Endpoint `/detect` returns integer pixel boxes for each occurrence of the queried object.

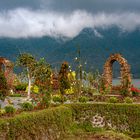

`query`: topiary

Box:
[9,94,21,97]
[15,83,27,91]
[52,95,62,103]
[52,95,67,103]
[124,97,133,104]
[4,105,16,115]
[107,97,118,103]
[20,102,34,111]
[79,96,89,103]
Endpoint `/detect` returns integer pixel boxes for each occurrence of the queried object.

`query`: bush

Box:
[9,94,21,97]
[131,86,140,96]
[79,96,89,103]
[0,106,72,139]
[0,72,8,100]
[52,95,67,103]
[124,97,133,104]
[39,92,51,108]
[20,102,34,111]
[15,83,27,91]
[0,109,6,117]
[67,103,140,137]
[107,97,118,103]
[4,105,16,115]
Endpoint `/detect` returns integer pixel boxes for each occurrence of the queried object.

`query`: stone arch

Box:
[0,57,14,88]
[103,53,131,93]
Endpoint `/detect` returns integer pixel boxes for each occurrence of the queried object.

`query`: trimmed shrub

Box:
[20,102,34,111]
[0,109,6,117]
[4,105,16,115]
[1,103,140,139]
[15,83,27,91]
[79,96,89,103]
[67,103,140,136]
[107,97,118,103]
[9,94,21,97]
[52,95,67,103]
[52,95,62,103]
[0,106,72,140]
[124,97,133,104]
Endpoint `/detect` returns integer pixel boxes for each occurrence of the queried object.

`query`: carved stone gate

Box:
[103,54,131,93]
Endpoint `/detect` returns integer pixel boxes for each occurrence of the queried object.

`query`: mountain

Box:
[0,26,140,78]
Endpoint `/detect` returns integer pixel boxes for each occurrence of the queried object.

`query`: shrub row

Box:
[1,103,140,139]
[0,106,72,140]
[66,103,140,136]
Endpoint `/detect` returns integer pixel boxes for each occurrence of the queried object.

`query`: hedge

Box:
[67,103,140,136]
[1,103,140,139]
[0,106,72,140]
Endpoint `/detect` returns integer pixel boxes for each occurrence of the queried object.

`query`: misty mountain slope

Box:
[48,27,140,77]
[0,36,62,61]
[0,27,140,77]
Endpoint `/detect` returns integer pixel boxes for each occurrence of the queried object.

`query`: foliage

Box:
[4,105,16,115]
[0,72,8,100]
[98,77,109,94]
[16,53,36,98]
[124,97,133,104]
[34,58,52,90]
[65,87,74,94]
[52,95,62,103]
[59,62,70,103]
[0,106,72,139]
[87,71,101,90]
[107,97,119,103]
[93,131,133,140]
[1,103,140,139]
[67,103,140,136]
[79,96,89,103]
[16,54,52,98]
[15,83,27,91]
[31,85,39,94]
[0,109,6,117]
[31,90,51,109]
[38,91,51,108]
[131,85,140,96]
[52,94,67,103]
[120,87,129,96]
[9,94,21,97]
[16,53,36,70]
[20,102,34,111]
[120,76,131,96]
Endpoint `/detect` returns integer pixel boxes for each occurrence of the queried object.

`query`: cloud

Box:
[0,8,140,38]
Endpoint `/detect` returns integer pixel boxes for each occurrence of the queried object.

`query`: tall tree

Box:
[34,58,52,90]
[16,53,36,98]
[59,62,70,103]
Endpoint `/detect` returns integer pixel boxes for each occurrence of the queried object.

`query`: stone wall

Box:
[103,54,132,93]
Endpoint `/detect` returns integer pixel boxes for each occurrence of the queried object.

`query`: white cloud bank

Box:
[0,8,140,38]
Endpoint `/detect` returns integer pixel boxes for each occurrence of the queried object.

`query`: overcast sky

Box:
[1,0,140,12]
[0,0,140,38]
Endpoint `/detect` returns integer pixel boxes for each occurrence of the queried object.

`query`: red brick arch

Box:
[103,54,132,93]
[0,57,14,88]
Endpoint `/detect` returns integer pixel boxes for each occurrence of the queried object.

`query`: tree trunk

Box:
[27,70,31,99]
